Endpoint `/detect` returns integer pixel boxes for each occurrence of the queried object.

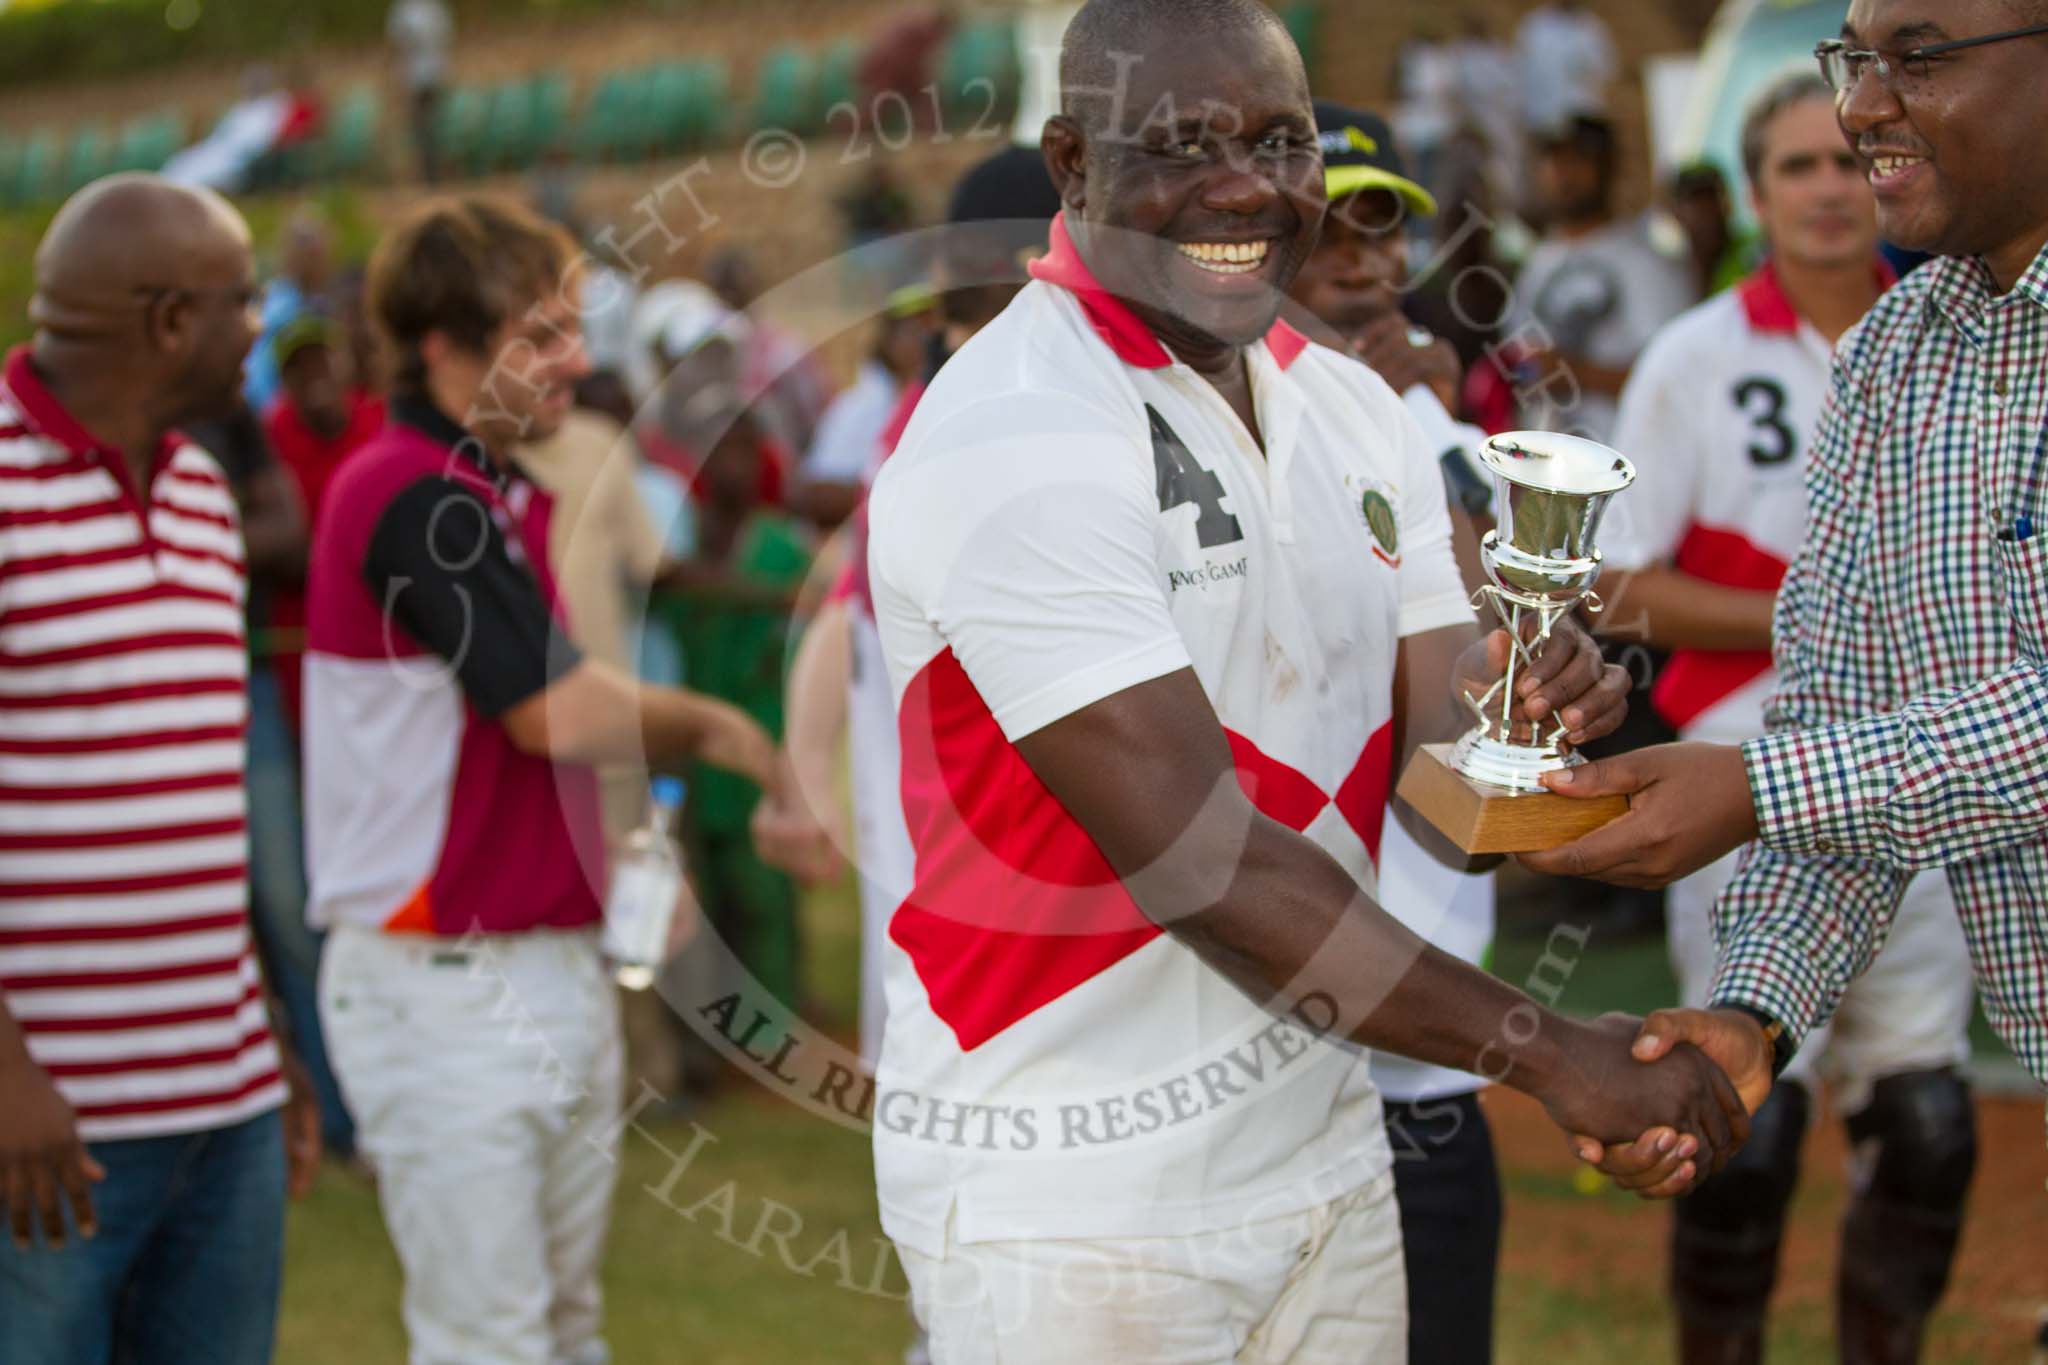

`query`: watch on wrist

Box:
[1722,1003,1796,1080]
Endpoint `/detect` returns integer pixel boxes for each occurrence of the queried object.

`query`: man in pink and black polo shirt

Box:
[0,175,320,1364]
[304,197,783,1365]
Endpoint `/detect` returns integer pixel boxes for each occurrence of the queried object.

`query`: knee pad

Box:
[1844,1066,1978,1207]
[1670,1081,1809,1325]
[1840,1067,1977,1316]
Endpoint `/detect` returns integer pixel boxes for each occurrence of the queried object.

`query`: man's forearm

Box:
[0,995,40,1079]
[783,602,852,809]
[640,686,777,786]
[1148,810,1581,1100]
[1706,844,1906,1055]
[1747,657,2048,867]
[1599,567,1774,653]
[507,662,777,786]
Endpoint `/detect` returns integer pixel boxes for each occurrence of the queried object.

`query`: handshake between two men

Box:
[1516,736,1789,1194]
[1422,618,1772,1199]
[749,568,1777,1199]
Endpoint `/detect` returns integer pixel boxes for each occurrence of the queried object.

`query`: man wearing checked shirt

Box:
[1525,0,2048,1204]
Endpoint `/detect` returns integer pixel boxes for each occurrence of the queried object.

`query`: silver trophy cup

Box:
[1451,431,1636,793]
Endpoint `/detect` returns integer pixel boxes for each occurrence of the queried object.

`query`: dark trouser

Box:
[690,827,800,1011]
[1672,1069,1976,1365]
[1385,1090,1503,1365]
[0,1110,285,1364]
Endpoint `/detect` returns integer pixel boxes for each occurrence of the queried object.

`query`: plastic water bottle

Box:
[602,776,686,990]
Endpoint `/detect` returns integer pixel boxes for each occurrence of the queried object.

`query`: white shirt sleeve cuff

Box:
[1399,592,1478,640]
[989,635,1196,742]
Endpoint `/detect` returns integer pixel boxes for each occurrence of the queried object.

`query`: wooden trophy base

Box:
[1395,743,1629,855]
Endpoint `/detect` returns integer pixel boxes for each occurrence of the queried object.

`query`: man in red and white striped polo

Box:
[0,175,318,1365]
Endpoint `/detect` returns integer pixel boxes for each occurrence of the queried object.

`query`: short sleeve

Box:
[1389,392,1473,638]
[1605,323,1705,571]
[873,401,1192,742]
[362,475,581,716]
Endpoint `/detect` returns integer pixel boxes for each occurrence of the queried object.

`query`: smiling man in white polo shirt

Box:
[863,1,1753,1359]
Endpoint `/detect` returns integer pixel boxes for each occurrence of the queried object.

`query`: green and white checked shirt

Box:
[1712,242,2048,1088]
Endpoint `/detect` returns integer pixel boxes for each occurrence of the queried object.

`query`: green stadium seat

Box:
[321,86,381,179]
[530,72,571,161]
[15,130,60,204]
[940,19,1020,111]
[752,47,815,135]
[576,69,650,162]
[692,61,730,144]
[645,64,691,152]
[110,112,184,174]
[496,73,567,169]
[61,125,112,194]
[478,79,535,172]
[645,60,729,153]
[812,38,859,124]
[435,84,488,176]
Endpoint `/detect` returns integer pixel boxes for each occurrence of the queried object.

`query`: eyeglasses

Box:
[1815,23,2048,98]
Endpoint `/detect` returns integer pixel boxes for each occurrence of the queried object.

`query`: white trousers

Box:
[1669,856,1973,1114]
[320,926,625,1365]
[896,1174,1407,1364]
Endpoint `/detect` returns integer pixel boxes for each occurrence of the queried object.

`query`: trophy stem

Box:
[1402,429,1636,849]
[1455,587,1583,793]
[1498,600,1521,743]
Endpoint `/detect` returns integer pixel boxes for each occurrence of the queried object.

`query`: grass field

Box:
[275,882,2048,1363]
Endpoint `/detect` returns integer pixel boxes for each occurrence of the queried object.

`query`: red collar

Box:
[1737,258,1899,337]
[2,345,184,465]
[1027,212,1310,371]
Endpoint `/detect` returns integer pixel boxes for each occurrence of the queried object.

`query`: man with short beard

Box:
[864,1,1749,1358]
[0,173,321,1365]
[1598,72,1975,1365]
[1532,0,2048,1270]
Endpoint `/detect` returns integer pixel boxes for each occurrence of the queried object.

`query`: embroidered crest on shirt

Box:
[1360,489,1400,566]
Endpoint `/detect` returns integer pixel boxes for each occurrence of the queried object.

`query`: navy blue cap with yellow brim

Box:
[1313,99,1438,218]
[1325,164,1437,217]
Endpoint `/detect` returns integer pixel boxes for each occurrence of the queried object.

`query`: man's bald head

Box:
[32,174,251,344]
[1041,0,1319,355]
[1059,0,1293,135]
[29,174,257,426]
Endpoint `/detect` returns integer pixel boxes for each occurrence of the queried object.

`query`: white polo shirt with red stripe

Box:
[0,348,283,1143]
[865,217,1471,1253]
[1605,263,1890,743]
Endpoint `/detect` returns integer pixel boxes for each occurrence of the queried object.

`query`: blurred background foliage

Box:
[0,0,656,88]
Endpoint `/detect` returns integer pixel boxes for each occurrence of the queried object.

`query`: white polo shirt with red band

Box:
[0,348,284,1143]
[1606,262,1892,744]
[865,216,1472,1253]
